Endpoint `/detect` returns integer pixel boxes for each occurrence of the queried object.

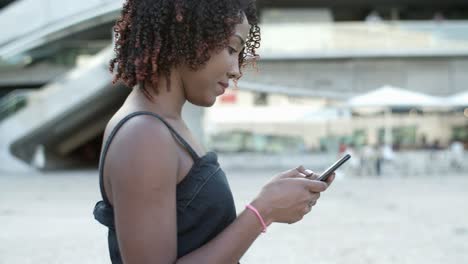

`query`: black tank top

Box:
[93,111,237,263]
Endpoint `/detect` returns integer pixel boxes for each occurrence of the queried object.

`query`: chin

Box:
[204,98,217,107]
[189,97,216,107]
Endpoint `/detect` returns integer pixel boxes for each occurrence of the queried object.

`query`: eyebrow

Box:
[233,34,245,46]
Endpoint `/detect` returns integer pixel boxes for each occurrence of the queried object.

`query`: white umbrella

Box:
[347,85,444,145]
[446,91,468,107]
[348,85,444,108]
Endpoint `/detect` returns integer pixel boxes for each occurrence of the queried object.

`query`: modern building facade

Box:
[0,0,467,170]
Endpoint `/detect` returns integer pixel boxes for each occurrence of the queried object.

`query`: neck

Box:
[133,70,186,120]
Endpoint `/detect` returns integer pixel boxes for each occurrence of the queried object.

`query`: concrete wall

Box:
[243,56,468,97]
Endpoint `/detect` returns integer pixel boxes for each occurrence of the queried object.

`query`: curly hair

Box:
[109,0,260,97]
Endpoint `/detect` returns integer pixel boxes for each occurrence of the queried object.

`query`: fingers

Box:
[285,166,336,184]
[295,165,307,174]
[297,166,321,180]
[277,166,307,179]
[294,166,308,178]
[304,179,328,192]
[305,170,335,187]
[307,192,320,206]
[304,169,319,180]
[324,173,336,186]
[286,177,328,192]
[296,166,320,180]
[309,192,320,201]
[303,194,319,214]
[277,165,323,180]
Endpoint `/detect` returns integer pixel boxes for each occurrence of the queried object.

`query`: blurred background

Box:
[0,0,467,263]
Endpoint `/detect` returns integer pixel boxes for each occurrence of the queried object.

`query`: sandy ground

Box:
[1,167,467,264]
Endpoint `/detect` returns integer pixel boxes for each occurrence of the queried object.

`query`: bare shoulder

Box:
[104,113,179,199]
[103,113,180,262]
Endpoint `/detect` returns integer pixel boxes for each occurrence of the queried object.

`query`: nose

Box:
[227,59,242,80]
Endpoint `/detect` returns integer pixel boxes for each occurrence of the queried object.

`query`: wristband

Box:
[246,204,267,233]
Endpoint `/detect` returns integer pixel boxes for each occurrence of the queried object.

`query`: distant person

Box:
[449,139,464,171]
[393,141,401,152]
[382,143,395,162]
[92,1,335,263]
[420,134,428,149]
[431,139,442,151]
[375,143,384,176]
[433,12,445,22]
[361,143,376,176]
[365,10,383,23]
[428,139,444,174]
[429,139,442,159]
[338,141,347,158]
[344,143,360,176]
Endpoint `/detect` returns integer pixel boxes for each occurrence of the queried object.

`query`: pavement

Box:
[1,167,467,264]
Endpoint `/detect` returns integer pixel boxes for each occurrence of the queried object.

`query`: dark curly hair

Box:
[110,0,260,97]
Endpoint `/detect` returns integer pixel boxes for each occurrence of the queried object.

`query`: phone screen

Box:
[317,154,351,181]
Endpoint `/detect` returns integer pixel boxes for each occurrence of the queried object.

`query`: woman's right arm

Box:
[177,168,330,264]
[105,117,180,263]
[106,116,330,264]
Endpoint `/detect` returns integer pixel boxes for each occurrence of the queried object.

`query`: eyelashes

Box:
[228,46,238,55]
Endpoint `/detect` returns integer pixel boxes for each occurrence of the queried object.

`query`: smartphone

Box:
[317,154,351,182]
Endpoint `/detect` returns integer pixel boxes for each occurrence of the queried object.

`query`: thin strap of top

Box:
[98,111,200,206]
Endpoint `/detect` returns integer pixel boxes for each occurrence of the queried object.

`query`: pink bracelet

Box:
[246,204,267,233]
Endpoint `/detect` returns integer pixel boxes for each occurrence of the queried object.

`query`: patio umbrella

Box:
[347,85,444,144]
[446,90,468,107]
[348,85,444,108]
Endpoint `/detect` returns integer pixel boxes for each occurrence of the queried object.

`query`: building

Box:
[0,0,467,170]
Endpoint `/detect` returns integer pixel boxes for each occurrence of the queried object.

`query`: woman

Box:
[93,0,334,263]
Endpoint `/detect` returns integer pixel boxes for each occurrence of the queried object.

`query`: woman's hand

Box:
[301,166,336,187]
[251,166,335,225]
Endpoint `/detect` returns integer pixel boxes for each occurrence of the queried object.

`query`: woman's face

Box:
[180,15,251,107]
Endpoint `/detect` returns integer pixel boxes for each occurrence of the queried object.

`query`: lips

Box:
[218,82,229,89]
